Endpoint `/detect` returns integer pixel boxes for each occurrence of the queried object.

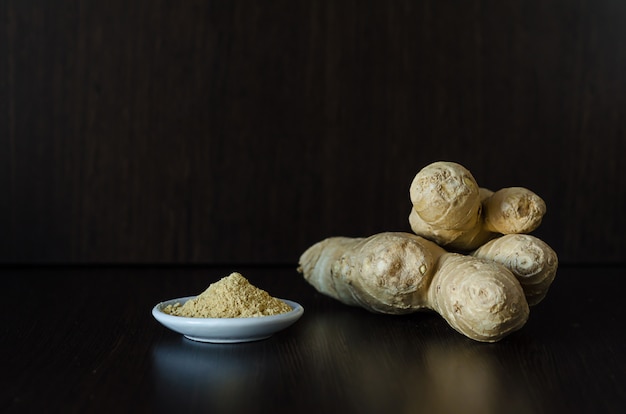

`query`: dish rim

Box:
[152,296,304,325]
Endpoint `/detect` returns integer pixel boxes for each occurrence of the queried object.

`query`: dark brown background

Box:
[1,0,625,265]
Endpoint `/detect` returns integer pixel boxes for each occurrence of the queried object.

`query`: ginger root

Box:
[471,234,558,306]
[298,232,529,342]
[298,160,558,342]
[409,161,546,251]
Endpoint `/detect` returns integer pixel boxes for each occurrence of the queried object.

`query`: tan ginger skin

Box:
[298,232,530,343]
[471,234,558,306]
[409,161,547,251]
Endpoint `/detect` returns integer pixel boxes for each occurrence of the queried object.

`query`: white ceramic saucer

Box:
[152,296,304,343]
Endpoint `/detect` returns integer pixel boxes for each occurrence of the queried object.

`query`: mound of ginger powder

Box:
[163,272,292,318]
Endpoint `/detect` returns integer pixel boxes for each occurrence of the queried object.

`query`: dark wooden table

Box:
[2,265,625,413]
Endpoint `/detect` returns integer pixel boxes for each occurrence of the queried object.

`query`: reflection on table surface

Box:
[152,305,546,414]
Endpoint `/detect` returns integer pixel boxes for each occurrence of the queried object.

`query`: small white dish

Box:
[152,296,304,343]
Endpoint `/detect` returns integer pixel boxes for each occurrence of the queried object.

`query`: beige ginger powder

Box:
[163,272,292,318]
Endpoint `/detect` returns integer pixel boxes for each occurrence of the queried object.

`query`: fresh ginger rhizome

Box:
[298,161,557,342]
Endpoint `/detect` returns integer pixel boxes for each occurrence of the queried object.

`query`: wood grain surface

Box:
[1,1,625,264]
[3,265,626,413]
